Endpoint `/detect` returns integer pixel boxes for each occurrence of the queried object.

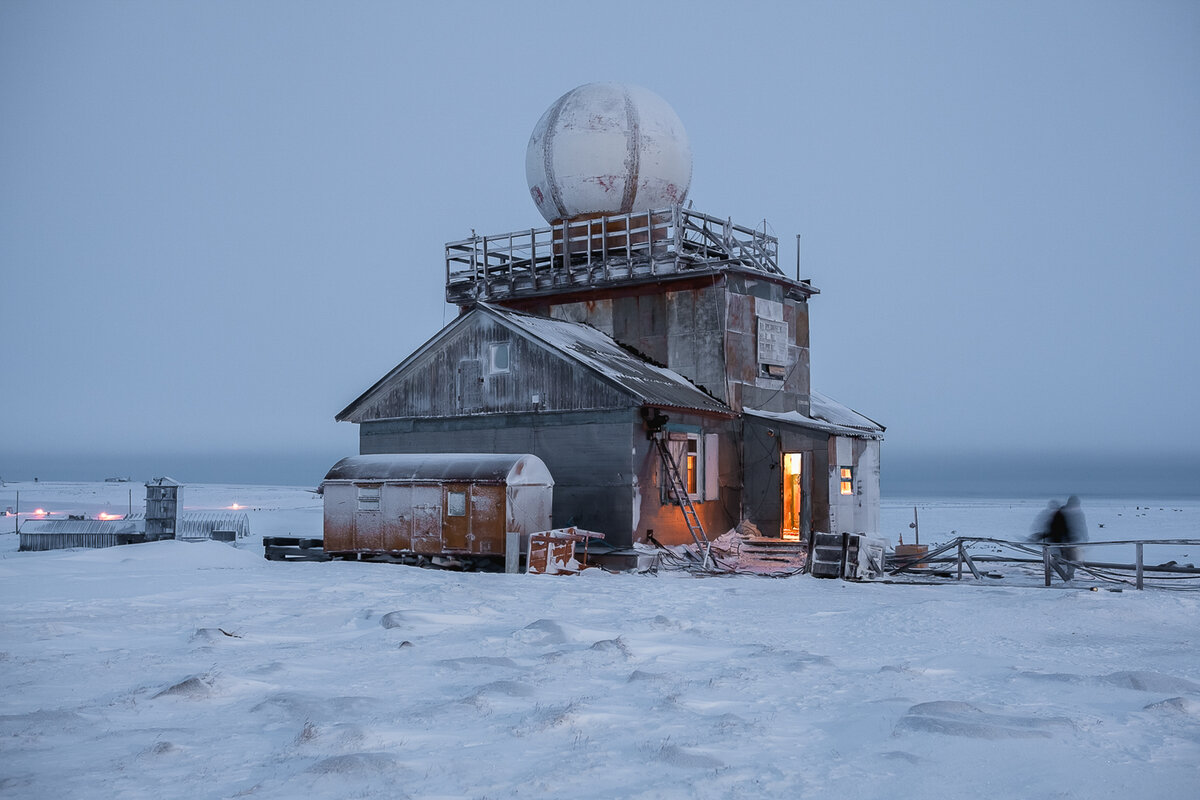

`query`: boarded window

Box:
[357,485,381,511]
[757,317,788,375]
[447,490,467,517]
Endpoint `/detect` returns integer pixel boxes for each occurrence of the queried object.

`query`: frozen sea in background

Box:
[1,482,1198,799]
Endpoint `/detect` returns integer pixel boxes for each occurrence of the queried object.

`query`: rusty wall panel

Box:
[323,484,356,552]
[354,507,384,551]
[381,484,414,551]
[666,290,696,378]
[722,283,812,415]
[793,301,810,349]
[726,290,751,334]
[611,295,639,344]
[695,329,727,401]
[411,486,441,554]
[467,484,506,555]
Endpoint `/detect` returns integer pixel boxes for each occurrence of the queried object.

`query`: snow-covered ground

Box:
[1,482,1198,799]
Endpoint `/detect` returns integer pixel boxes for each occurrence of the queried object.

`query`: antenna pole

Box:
[795,234,802,281]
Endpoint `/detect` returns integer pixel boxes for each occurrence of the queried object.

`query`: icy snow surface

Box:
[1,483,1198,799]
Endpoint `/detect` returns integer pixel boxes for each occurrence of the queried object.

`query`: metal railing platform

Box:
[445,205,804,304]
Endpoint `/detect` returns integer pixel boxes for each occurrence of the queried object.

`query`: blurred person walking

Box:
[1031,495,1088,580]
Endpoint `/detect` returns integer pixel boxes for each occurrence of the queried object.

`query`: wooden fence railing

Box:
[888,536,1200,590]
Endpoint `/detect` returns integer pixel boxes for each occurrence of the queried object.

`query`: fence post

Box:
[1043,545,1052,587]
[1135,542,1144,590]
[957,542,963,580]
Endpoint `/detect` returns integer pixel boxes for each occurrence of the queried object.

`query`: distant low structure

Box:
[144,477,182,541]
[18,478,250,551]
[336,83,883,554]
[18,518,145,552]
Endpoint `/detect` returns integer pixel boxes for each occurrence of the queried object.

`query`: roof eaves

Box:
[336,311,476,422]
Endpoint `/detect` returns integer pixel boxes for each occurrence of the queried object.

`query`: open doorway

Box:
[782,453,803,541]
[782,450,811,544]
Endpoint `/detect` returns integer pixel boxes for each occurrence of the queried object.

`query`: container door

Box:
[381,484,412,552]
[442,483,471,552]
[411,486,441,554]
[354,484,384,552]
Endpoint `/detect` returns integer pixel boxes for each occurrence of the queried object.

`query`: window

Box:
[662,432,718,503]
[839,467,854,496]
[447,490,467,516]
[488,342,510,374]
[686,439,699,495]
[357,485,381,511]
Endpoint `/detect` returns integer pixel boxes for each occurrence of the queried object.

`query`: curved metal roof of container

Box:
[323,453,554,486]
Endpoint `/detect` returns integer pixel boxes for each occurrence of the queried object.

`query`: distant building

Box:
[337,83,883,550]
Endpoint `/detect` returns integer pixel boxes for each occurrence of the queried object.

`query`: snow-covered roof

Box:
[323,453,554,486]
[337,303,732,421]
[483,305,731,416]
[745,390,885,439]
[146,477,182,487]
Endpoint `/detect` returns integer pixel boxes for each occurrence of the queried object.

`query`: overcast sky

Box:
[2,1,1198,481]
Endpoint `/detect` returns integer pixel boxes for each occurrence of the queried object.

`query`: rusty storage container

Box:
[321,453,553,560]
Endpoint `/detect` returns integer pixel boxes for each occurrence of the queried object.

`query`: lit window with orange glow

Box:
[686,439,699,495]
[839,467,854,496]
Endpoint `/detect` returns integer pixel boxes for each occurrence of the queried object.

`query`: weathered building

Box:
[337,82,883,551]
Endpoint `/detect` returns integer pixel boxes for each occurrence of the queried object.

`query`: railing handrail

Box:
[443,205,785,290]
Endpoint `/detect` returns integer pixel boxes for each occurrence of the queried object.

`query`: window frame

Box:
[487,342,511,375]
[356,484,382,512]
[839,466,855,496]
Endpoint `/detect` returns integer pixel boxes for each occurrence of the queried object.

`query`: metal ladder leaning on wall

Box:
[653,435,713,569]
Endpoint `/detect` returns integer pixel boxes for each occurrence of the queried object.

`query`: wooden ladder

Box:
[653,435,712,568]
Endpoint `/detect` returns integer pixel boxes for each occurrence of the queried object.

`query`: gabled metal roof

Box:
[336,303,732,422]
[482,305,732,416]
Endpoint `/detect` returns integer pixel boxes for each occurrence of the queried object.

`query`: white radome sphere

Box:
[526,83,692,224]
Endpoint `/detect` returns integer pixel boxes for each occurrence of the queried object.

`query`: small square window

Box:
[447,490,467,517]
[839,467,854,496]
[488,342,510,374]
[357,485,381,511]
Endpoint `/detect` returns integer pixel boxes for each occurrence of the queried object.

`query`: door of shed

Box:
[412,486,441,554]
[442,483,471,551]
